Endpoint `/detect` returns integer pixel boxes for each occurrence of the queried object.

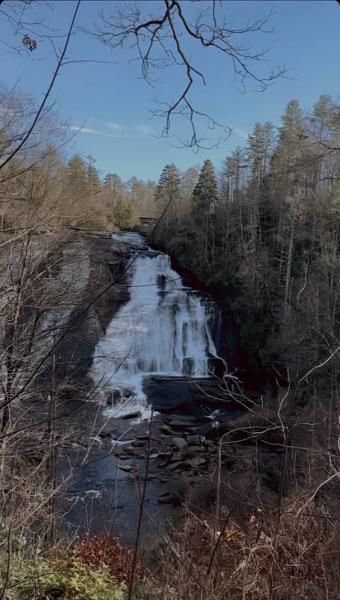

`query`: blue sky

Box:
[1,0,339,181]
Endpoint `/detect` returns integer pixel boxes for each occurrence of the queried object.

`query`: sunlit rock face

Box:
[91,232,221,418]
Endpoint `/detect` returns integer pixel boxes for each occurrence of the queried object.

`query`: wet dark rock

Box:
[161,425,176,436]
[157,492,174,504]
[116,452,131,460]
[189,456,208,468]
[133,440,147,447]
[156,273,167,290]
[164,418,190,429]
[111,242,130,255]
[105,389,121,405]
[120,411,142,420]
[182,356,194,375]
[158,461,169,468]
[142,474,157,481]
[167,461,185,472]
[172,437,187,451]
[167,414,205,426]
[158,451,172,460]
[209,356,227,378]
[186,434,201,446]
[187,473,201,484]
[119,464,134,472]
[145,376,257,416]
[194,445,208,453]
[143,249,159,258]
[182,447,196,459]
[221,456,234,468]
[169,452,182,463]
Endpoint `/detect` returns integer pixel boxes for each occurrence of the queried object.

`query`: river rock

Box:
[167,416,203,428]
[221,456,234,468]
[105,389,121,404]
[167,461,185,471]
[158,461,168,468]
[120,411,142,420]
[142,474,157,481]
[172,437,188,451]
[187,434,201,446]
[182,446,196,459]
[119,464,134,472]
[143,250,159,258]
[189,456,207,468]
[157,492,174,504]
[116,452,131,460]
[158,450,172,459]
[169,452,182,462]
[133,439,147,447]
[161,425,176,436]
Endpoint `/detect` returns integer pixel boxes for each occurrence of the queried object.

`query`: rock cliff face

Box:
[0,230,129,411]
[35,232,130,392]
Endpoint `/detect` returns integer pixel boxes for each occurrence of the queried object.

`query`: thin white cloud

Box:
[70,126,115,138]
[233,127,248,140]
[136,125,155,136]
[108,122,124,132]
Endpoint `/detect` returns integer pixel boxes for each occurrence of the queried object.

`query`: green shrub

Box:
[8,557,126,600]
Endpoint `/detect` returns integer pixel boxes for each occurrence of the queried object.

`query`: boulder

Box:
[161,425,176,436]
[157,492,174,504]
[189,456,208,468]
[105,389,121,405]
[172,437,188,451]
[187,434,201,446]
[118,464,134,472]
[120,411,142,420]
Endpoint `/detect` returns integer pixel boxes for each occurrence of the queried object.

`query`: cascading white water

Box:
[91,232,219,418]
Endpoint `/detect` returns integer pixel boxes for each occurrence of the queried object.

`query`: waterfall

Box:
[91,232,220,418]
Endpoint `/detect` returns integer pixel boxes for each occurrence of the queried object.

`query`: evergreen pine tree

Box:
[113,197,138,229]
[86,155,101,199]
[271,99,306,198]
[67,155,88,202]
[247,122,274,188]
[155,163,182,223]
[192,159,218,221]
[67,155,87,186]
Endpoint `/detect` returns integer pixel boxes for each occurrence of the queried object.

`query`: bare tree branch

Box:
[94,0,285,150]
[0,0,80,171]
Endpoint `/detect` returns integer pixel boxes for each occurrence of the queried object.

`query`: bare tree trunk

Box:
[284,206,296,315]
